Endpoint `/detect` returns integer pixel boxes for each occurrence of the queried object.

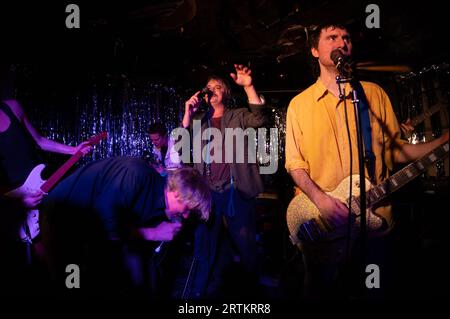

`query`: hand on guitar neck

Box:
[73,140,93,155]
[401,104,445,139]
[400,118,415,137]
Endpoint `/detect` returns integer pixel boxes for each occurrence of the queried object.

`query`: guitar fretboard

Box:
[40,152,83,193]
[350,142,449,214]
[411,104,442,126]
[40,132,107,193]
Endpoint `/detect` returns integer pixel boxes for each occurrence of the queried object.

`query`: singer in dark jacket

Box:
[180,64,270,298]
[40,156,211,297]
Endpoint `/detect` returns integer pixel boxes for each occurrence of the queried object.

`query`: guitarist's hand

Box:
[317,194,349,228]
[21,190,46,209]
[74,141,92,155]
[400,119,414,137]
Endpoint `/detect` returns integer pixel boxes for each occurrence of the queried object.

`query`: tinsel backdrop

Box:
[23,75,185,165]
[14,62,448,182]
[17,71,287,178]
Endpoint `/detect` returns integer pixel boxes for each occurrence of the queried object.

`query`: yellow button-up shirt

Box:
[285,78,407,231]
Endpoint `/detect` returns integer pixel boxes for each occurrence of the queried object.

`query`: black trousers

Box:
[300,234,391,299]
[187,188,258,298]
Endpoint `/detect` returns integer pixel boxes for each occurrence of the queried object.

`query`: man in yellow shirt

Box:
[285,22,448,298]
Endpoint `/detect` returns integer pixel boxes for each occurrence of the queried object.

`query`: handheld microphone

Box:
[188,88,212,115]
[154,240,164,253]
[330,49,353,76]
[199,87,213,98]
[154,216,182,253]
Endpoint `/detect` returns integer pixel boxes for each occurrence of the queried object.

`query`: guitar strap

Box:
[352,80,376,182]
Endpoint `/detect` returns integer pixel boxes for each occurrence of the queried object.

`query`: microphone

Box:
[199,87,213,98]
[154,216,182,253]
[330,49,353,76]
[188,88,212,115]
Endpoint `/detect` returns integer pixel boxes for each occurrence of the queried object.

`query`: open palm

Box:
[230,64,253,87]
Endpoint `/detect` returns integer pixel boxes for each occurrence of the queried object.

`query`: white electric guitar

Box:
[286,141,449,246]
[4,132,107,243]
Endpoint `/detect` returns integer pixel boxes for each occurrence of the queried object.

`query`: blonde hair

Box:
[166,167,211,220]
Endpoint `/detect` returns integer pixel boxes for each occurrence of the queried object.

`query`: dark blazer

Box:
[188,102,270,198]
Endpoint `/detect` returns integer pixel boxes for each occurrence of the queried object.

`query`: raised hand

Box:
[230,64,253,88]
[185,91,202,115]
[182,91,203,128]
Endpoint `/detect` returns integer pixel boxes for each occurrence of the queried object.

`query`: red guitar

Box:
[4,132,107,243]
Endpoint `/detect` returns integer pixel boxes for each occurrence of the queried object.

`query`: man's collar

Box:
[313,78,352,101]
[313,78,328,101]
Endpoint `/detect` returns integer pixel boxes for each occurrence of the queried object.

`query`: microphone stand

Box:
[336,71,367,295]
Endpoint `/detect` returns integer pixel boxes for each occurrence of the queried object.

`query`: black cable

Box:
[181,256,196,300]
[342,90,353,266]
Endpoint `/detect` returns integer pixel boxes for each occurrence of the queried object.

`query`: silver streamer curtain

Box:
[22,63,447,177]
[27,78,184,164]
[24,75,287,174]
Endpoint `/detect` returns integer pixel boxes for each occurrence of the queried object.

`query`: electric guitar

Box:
[4,132,107,243]
[404,104,445,139]
[286,141,449,246]
[410,104,444,127]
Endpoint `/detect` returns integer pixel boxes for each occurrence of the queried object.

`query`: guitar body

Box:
[5,164,46,198]
[5,164,46,243]
[286,175,383,245]
[3,131,107,243]
[287,142,449,247]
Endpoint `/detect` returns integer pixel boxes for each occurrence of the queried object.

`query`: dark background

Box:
[1,0,448,94]
[0,0,448,302]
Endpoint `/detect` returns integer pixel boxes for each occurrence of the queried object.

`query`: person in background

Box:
[147,122,182,176]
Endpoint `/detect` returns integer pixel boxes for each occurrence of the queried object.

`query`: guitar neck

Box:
[411,104,442,126]
[350,142,449,213]
[40,151,83,193]
[39,132,107,194]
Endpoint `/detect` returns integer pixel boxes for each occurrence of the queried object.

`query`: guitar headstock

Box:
[88,131,108,146]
